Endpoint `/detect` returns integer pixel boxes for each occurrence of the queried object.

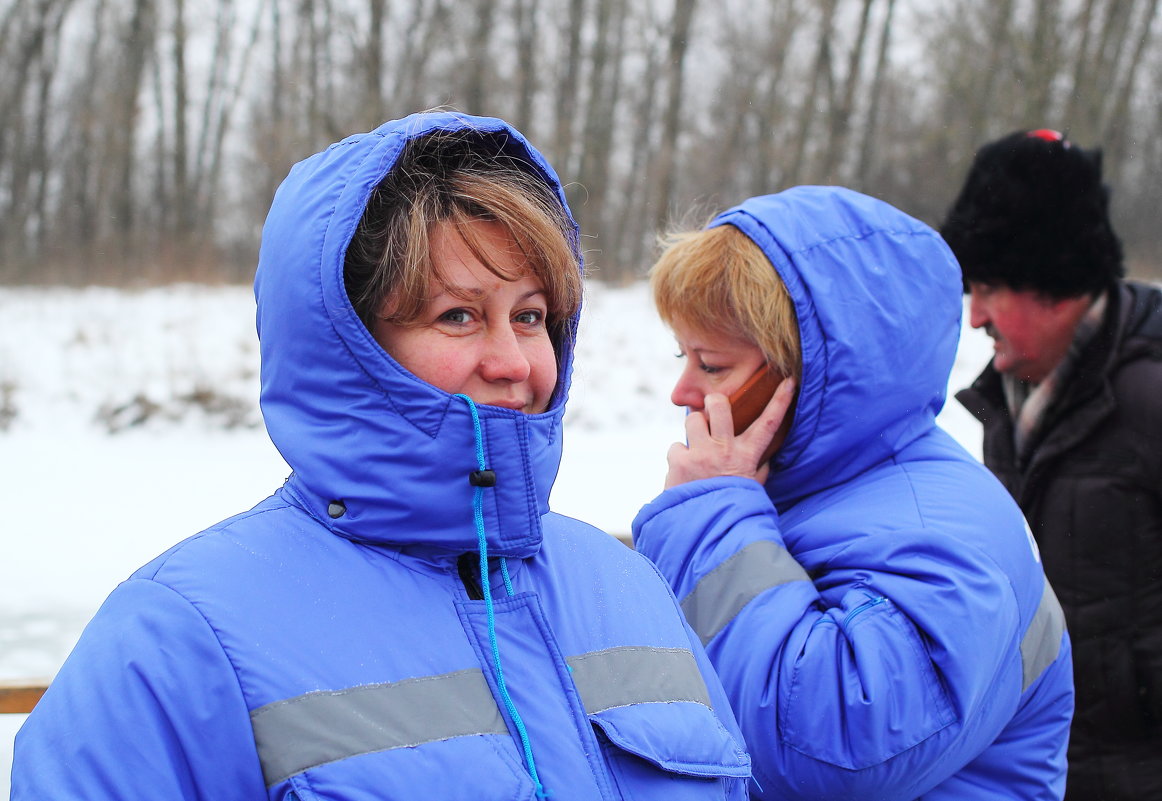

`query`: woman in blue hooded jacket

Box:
[633,187,1074,800]
[12,112,750,800]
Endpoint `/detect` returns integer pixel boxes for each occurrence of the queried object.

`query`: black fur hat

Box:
[939,129,1124,298]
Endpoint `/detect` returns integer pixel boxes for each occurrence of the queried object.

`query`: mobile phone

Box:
[728,366,780,434]
[728,366,783,462]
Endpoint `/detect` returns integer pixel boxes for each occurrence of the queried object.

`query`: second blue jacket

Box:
[634,188,1074,801]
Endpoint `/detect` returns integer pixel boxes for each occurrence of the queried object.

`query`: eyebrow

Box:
[681,345,729,358]
[434,286,548,304]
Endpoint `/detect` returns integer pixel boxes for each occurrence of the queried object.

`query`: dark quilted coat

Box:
[957,281,1162,801]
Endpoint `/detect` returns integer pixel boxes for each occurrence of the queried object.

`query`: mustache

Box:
[984,324,1000,340]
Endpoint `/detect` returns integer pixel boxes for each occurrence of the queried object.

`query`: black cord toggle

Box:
[469,469,497,487]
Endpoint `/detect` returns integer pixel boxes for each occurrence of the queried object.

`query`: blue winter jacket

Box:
[12,113,750,800]
[633,188,1074,801]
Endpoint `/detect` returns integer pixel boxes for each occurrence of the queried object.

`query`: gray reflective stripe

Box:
[250,668,505,786]
[1021,577,1066,691]
[566,646,712,712]
[682,539,810,645]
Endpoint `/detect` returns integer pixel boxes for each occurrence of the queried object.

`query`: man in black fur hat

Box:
[942,129,1162,801]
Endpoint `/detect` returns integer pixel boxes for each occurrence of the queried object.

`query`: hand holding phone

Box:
[664,366,794,489]
[728,366,785,463]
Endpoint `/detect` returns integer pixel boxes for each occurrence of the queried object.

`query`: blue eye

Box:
[514,309,544,325]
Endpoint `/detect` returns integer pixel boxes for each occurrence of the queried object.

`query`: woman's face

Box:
[372,219,558,414]
[669,319,769,411]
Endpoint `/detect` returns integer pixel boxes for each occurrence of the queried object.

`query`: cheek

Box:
[528,338,559,403]
[396,340,473,393]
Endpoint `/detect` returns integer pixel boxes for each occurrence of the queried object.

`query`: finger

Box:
[703,393,734,440]
[746,377,796,443]
[664,442,689,489]
[683,408,710,445]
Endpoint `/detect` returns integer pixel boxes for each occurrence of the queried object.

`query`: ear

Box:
[1046,294,1093,327]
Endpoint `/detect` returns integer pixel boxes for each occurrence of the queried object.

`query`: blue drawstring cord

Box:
[455,394,549,798]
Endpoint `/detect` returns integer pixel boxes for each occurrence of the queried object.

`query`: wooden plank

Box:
[0,680,49,714]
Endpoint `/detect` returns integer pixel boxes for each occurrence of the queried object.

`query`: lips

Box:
[485,399,528,412]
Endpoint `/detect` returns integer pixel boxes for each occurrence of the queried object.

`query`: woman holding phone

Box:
[634,186,1074,800]
[13,112,751,801]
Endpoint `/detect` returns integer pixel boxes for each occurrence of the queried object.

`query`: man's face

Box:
[966,282,1091,384]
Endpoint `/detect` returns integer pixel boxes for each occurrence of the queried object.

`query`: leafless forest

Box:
[3,0,1161,286]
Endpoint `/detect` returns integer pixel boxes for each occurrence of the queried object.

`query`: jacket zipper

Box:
[457,552,484,600]
[842,595,886,628]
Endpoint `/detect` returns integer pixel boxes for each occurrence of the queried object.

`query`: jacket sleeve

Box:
[11,578,267,800]
[633,476,1034,801]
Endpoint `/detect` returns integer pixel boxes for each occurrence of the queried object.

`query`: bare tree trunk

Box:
[172,0,191,238]
[513,0,538,134]
[615,18,663,272]
[653,0,697,230]
[786,0,839,185]
[1026,0,1061,122]
[1064,0,1100,127]
[576,0,628,279]
[572,0,614,219]
[365,0,386,119]
[270,0,283,125]
[151,33,170,237]
[823,0,875,183]
[31,5,68,263]
[204,0,269,236]
[297,0,321,140]
[112,0,155,253]
[856,0,895,188]
[0,0,70,271]
[462,1,494,113]
[969,0,1013,138]
[1100,0,1159,174]
[70,0,108,251]
[192,0,236,230]
[0,0,69,202]
[400,0,450,111]
[749,0,805,196]
[553,0,586,170]
[1094,0,1135,91]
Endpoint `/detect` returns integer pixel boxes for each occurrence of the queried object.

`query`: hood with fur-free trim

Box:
[713,187,962,507]
[254,112,580,557]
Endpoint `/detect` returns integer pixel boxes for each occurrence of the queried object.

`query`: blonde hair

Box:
[345,130,582,347]
[650,224,800,380]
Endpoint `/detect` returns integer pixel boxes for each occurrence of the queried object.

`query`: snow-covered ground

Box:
[0,282,992,790]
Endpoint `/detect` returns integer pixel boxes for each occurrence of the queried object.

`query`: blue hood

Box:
[253,112,579,557]
[713,187,962,507]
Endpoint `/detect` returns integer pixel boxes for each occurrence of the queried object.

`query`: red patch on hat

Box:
[1027,129,1064,142]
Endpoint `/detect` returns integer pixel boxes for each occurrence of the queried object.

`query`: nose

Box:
[479,326,532,383]
[670,366,705,410]
[967,291,989,330]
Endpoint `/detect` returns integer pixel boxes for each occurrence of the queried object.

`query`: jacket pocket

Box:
[781,592,956,770]
[270,735,537,801]
[588,701,750,800]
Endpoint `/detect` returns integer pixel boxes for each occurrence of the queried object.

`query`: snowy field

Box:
[0,282,991,790]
